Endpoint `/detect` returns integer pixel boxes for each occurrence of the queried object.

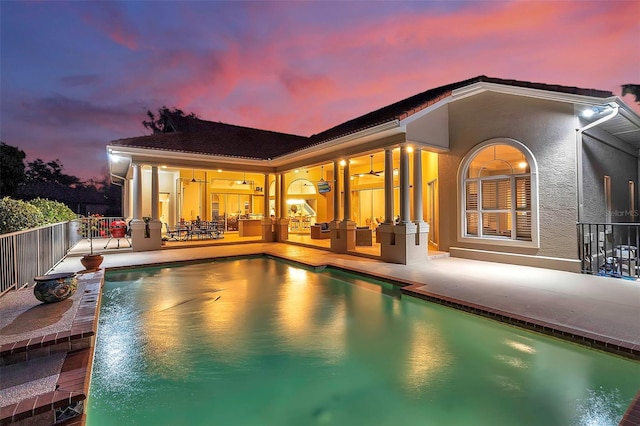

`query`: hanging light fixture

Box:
[191,169,196,183]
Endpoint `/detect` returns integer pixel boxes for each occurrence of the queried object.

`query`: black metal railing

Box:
[577,222,640,278]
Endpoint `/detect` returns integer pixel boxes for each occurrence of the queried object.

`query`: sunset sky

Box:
[1,1,639,181]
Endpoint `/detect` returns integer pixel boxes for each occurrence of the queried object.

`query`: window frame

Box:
[458,138,539,248]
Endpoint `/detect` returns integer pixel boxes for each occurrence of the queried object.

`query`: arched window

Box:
[460,139,538,246]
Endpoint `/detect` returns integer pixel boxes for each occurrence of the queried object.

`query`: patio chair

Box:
[164,223,181,241]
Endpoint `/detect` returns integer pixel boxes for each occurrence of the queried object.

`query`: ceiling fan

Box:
[364,155,383,177]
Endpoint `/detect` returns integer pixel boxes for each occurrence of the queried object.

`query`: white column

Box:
[151,166,159,221]
[343,159,351,221]
[333,160,341,221]
[122,179,130,219]
[399,145,411,224]
[261,172,275,242]
[132,163,142,220]
[275,174,281,218]
[280,173,287,218]
[412,147,424,224]
[263,173,270,215]
[384,148,394,224]
[276,173,289,241]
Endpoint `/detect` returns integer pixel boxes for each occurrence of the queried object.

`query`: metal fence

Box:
[0,220,83,295]
[577,222,640,278]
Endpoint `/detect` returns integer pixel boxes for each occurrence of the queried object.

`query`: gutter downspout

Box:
[576,103,619,222]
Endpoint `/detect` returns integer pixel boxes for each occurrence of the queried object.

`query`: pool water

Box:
[87,258,639,425]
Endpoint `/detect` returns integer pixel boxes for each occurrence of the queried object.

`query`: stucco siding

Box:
[438,92,578,259]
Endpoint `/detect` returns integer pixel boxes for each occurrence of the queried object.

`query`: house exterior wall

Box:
[582,133,638,223]
[438,92,578,260]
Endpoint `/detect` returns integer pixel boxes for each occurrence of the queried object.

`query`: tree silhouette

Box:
[621,84,640,103]
[26,158,81,186]
[143,106,198,134]
[0,142,26,197]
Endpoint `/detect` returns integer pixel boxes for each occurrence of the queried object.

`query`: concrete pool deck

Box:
[1,241,639,424]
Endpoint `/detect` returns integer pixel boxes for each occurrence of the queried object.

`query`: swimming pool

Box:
[87,257,639,425]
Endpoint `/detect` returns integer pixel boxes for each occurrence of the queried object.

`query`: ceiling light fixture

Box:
[191,169,196,183]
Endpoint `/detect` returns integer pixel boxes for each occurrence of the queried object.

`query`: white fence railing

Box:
[0,220,83,295]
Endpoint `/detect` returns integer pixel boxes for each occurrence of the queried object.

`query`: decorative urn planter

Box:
[34,272,78,303]
[81,253,104,271]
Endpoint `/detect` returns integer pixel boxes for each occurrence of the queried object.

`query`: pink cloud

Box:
[80,3,140,50]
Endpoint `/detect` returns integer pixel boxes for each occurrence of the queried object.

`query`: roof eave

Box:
[271,120,403,166]
[452,81,613,106]
[107,144,274,172]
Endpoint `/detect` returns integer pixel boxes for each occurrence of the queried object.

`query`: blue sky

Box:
[1,0,638,181]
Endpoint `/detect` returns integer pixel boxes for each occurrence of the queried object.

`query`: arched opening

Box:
[460,139,539,247]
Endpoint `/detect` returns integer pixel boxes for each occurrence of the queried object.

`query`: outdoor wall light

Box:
[582,105,612,118]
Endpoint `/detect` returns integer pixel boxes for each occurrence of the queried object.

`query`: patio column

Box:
[130,163,161,251]
[343,160,351,221]
[132,163,142,220]
[263,173,270,215]
[148,165,162,247]
[151,166,159,221]
[261,173,274,241]
[381,145,425,265]
[122,179,130,219]
[275,174,281,218]
[399,145,411,224]
[332,158,355,252]
[412,147,429,253]
[333,160,340,221]
[412,148,424,225]
[276,173,289,241]
[384,148,394,224]
[379,148,396,256]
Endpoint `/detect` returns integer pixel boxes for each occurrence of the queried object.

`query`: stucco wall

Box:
[438,92,578,259]
[582,133,637,223]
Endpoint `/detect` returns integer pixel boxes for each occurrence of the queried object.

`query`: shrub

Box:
[28,197,76,224]
[0,197,45,234]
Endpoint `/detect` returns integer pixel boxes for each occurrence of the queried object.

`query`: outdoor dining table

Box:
[176,221,221,240]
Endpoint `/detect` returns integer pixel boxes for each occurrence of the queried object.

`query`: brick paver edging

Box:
[0,272,102,425]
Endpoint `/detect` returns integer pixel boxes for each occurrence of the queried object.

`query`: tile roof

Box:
[308,75,613,143]
[110,76,614,159]
[111,121,312,160]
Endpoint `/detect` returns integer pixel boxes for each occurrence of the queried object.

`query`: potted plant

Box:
[161,236,169,246]
[80,215,104,271]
